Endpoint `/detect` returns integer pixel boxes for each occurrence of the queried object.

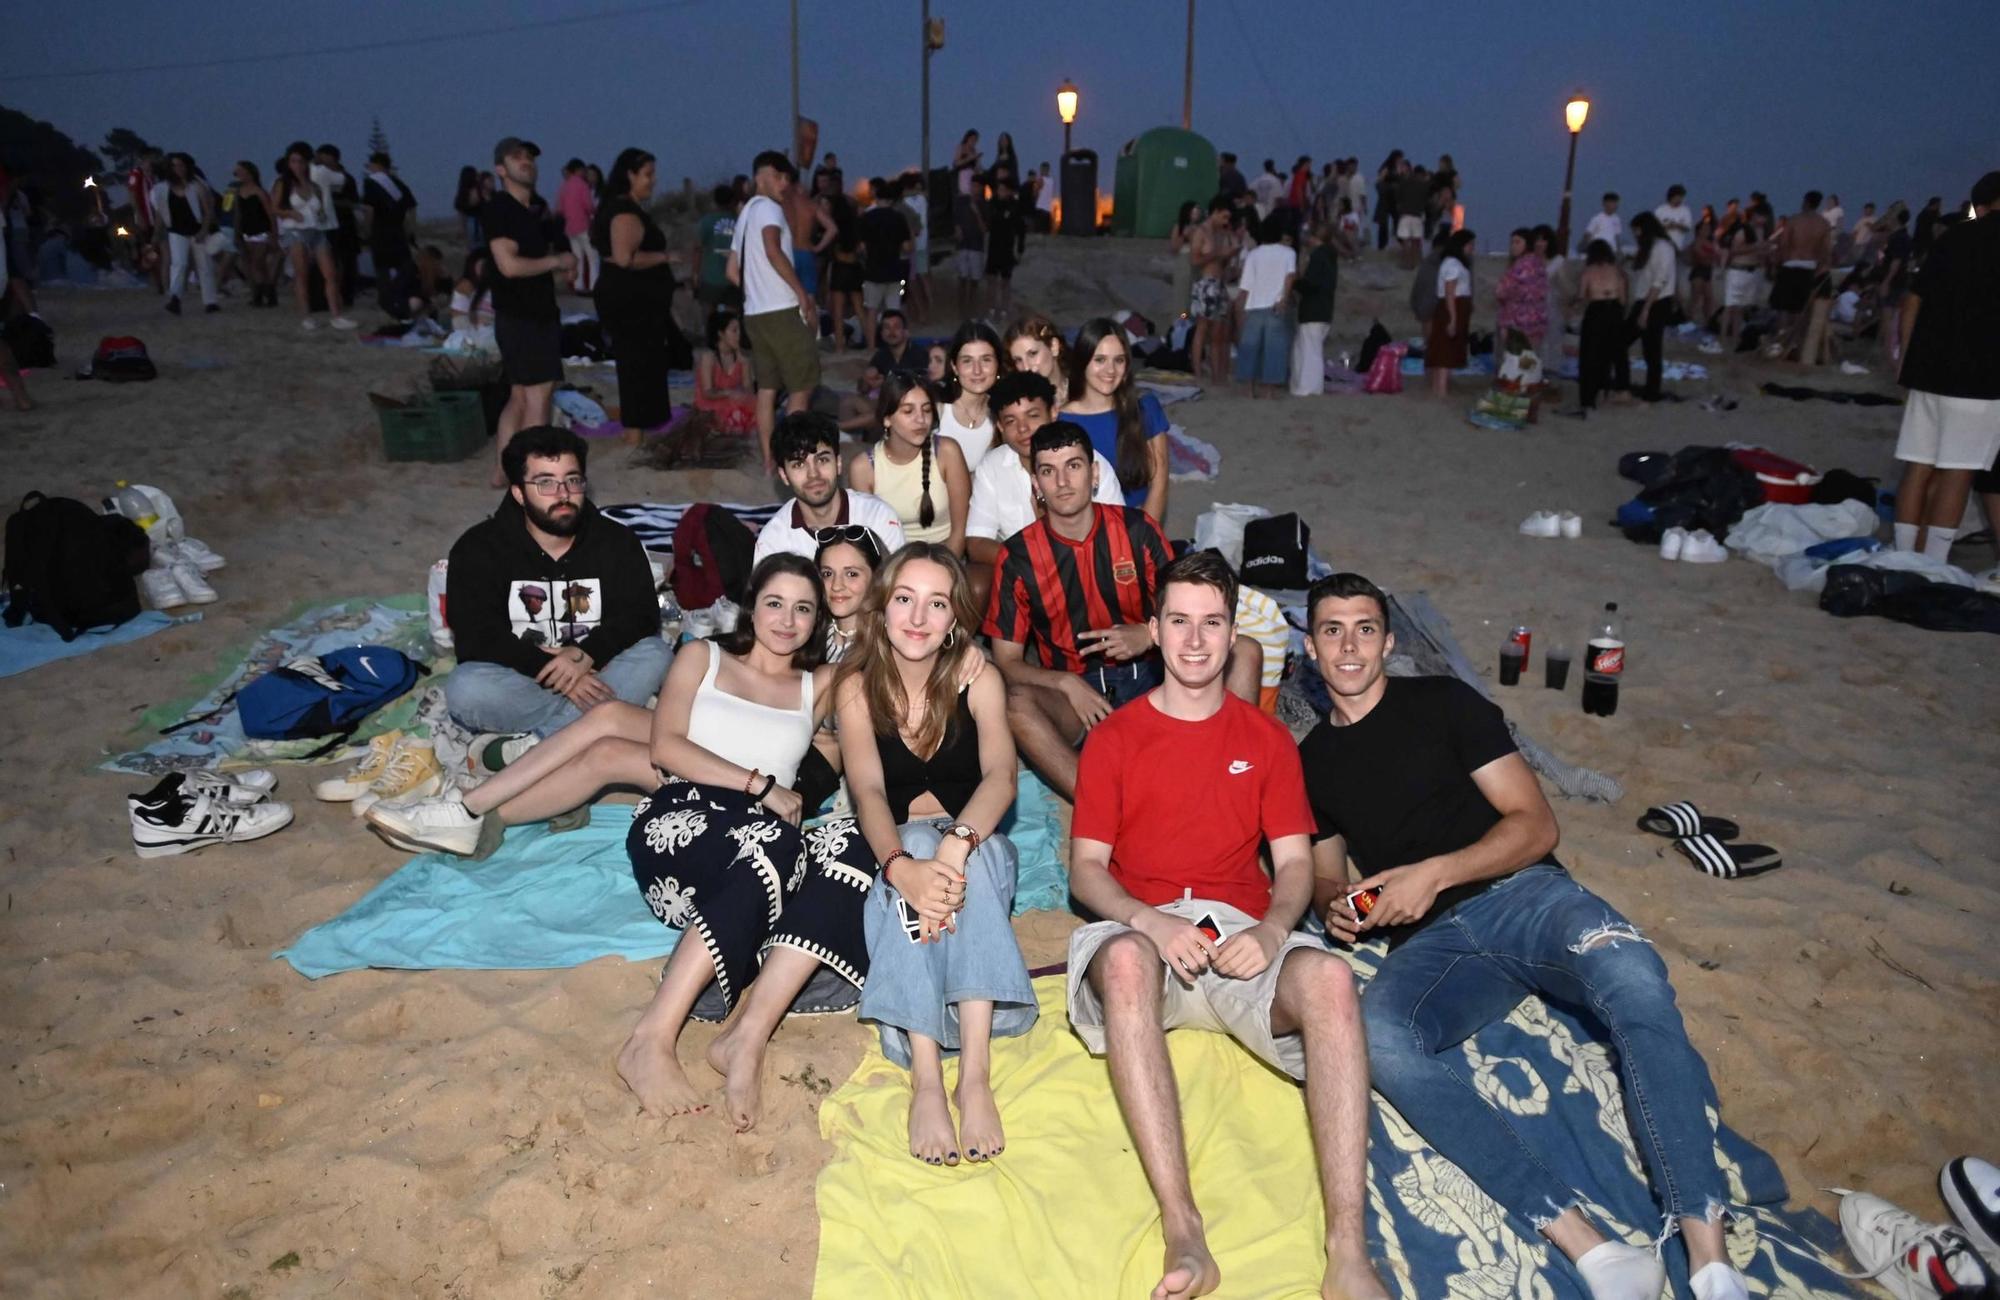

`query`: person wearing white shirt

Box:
[1626,213,1679,403]
[936,321,1002,467]
[752,410,907,564]
[1234,215,1298,398]
[1653,185,1695,252]
[1581,193,1624,255]
[1251,160,1286,221]
[728,150,820,473]
[966,372,1123,606]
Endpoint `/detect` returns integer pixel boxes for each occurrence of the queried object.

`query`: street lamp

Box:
[1057,79,1079,156]
[1555,91,1590,255]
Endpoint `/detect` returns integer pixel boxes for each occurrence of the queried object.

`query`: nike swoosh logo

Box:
[357,654,376,676]
[1228,761,1252,775]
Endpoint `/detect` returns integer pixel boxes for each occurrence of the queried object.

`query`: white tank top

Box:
[684,644,816,788]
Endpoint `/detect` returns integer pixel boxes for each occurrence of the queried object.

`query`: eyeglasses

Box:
[524,474,588,497]
[813,525,885,562]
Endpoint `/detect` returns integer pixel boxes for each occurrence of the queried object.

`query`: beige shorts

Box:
[743,306,821,394]
[1723,267,1763,308]
[1065,897,1326,1080]
[1395,214,1425,241]
[862,279,902,312]
[1895,390,2000,470]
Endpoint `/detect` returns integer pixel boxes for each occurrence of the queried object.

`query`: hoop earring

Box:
[944,625,959,648]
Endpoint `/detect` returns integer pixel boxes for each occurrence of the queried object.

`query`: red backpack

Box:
[89,336,158,383]
[669,503,756,611]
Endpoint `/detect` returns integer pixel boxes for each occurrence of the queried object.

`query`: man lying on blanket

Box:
[1063,551,1390,1300]
[1298,572,1753,1300]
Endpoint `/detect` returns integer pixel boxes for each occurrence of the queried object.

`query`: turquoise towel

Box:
[278,773,1072,980]
[0,605,185,679]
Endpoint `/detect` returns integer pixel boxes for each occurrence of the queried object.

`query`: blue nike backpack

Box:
[161,645,425,756]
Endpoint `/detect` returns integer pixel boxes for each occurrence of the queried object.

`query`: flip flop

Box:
[1637,802,1741,841]
[1674,834,1782,879]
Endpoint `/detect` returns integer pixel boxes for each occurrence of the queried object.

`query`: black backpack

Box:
[1241,512,1312,591]
[2,493,152,640]
[2,312,56,369]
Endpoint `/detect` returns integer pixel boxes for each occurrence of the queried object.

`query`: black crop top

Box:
[876,690,982,823]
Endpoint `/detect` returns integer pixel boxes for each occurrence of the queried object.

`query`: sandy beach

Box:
[1,231,1995,1299]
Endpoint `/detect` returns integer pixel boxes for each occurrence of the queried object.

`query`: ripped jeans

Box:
[1362,863,1727,1237]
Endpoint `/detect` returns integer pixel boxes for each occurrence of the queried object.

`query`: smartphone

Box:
[895,895,954,943]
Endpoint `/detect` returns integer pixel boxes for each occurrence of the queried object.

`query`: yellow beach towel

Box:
[813,975,1337,1299]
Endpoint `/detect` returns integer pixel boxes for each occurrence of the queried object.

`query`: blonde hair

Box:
[1002,313,1066,378]
[835,543,981,759]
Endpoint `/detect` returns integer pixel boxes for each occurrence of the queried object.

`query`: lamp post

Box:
[1555,91,1590,255]
[1057,79,1079,157]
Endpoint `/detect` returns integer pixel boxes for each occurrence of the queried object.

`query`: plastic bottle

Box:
[1581,602,1624,717]
[107,480,158,531]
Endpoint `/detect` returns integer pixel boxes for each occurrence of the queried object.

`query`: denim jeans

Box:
[1078,658,1163,709]
[1361,863,1727,1235]
[859,819,1038,1069]
[443,636,672,738]
[1236,307,1293,384]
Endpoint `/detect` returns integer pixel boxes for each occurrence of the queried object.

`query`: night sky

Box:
[6,0,1997,237]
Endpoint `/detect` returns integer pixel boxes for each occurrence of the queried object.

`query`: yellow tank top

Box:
[871,439,952,544]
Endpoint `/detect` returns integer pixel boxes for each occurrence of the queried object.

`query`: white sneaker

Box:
[1680,529,1730,563]
[1943,1157,2000,1273]
[140,565,187,610]
[170,559,218,603]
[313,730,403,801]
[174,536,226,572]
[329,316,359,331]
[300,318,320,332]
[1659,526,1689,561]
[1839,1188,1997,1299]
[1518,510,1562,538]
[1574,1240,1666,1300]
[499,733,540,766]
[183,768,277,804]
[350,739,442,818]
[1559,511,1583,539]
[366,787,485,856]
[129,773,294,858]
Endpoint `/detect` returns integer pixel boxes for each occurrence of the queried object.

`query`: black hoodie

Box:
[446,493,657,678]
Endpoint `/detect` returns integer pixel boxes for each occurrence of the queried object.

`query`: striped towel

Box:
[600,501,785,554]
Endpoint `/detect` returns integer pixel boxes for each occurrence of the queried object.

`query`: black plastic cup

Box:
[1498,646,1524,686]
[1545,651,1572,690]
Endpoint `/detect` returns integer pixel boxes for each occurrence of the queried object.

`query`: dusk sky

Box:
[6,0,1996,236]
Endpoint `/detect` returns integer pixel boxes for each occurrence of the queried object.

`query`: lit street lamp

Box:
[1057,79,1079,156]
[1556,91,1590,255]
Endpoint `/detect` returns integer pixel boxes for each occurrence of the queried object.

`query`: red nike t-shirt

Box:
[1071,692,1315,919]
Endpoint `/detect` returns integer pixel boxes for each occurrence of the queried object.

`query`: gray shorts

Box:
[1065,896,1326,1080]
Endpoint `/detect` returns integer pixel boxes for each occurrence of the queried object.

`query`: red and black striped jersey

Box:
[982,504,1172,674]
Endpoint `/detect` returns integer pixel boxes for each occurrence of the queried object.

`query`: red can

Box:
[1508,625,1532,663]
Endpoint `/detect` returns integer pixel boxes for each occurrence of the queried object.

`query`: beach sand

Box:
[1,234,1995,1298]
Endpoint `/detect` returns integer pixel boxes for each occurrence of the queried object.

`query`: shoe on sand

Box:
[183,768,277,804]
[140,565,187,610]
[170,559,218,603]
[129,773,294,858]
[1518,510,1561,538]
[1942,1157,2000,1273]
[1659,526,1688,561]
[300,318,320,332]
[1559,511,1583,539]
[329,316,359,331]
[1679,529,1729,563]
[1838,1188,1997,1299]
[366,788,484,856]
[350,739,442,817]
[172,536,226,572]
[314,731,403,802]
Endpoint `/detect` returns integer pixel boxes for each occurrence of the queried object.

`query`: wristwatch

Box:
[944,823,982,850]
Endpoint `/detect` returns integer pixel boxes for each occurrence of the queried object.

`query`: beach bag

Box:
[233,646,424,747]
[1240,512,1312,591]
[2,492,149,641]
[2,312,55,369]
[1356,320,1392,372]
[89,335,157,383]
[669,503,757,611]
[1363,343,1406,394]
[1192,502,1270,572]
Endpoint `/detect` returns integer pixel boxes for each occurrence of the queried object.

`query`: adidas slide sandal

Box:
[1674,833,1782,880]
[1638,801,1741,841]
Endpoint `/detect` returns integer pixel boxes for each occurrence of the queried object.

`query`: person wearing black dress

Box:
[591,147,679,434]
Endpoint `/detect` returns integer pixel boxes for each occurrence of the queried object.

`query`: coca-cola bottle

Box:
[1582,602,1624,717]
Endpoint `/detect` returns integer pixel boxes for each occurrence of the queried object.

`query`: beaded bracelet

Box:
[744,767,763,795]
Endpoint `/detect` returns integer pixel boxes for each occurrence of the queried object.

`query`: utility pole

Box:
[1182,0,1195,131]
[921,0,933,194]
[790,0,801,144]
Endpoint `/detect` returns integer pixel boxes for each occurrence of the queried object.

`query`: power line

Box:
[0,0,703,84]
[1223,0,1307,155]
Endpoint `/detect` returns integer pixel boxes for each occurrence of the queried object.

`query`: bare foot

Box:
[953,1075,1005,1162]
[1323,1253,1392,1300]
[1152,1233,1220,1300]
[907,1080,960,1166]
[704,1026,767,1133]
[615,1029,708,1117]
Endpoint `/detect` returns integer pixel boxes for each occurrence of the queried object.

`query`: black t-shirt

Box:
[985,195,1027,261]
[1299,676,1555,935]
[860,205,909,282]
[1900,215,2000,400]
[870,340,918,376]
[481,190,560,322]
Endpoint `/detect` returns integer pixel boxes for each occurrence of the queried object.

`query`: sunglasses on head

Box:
[813,525,885,564]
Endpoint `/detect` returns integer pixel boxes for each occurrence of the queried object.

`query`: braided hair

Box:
[874,369,942,530]
[917,435,936,529]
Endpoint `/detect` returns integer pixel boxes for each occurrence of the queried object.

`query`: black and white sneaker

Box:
[1944,1157,2000,1274]
[128,773,294,859]
[182,768,278,804]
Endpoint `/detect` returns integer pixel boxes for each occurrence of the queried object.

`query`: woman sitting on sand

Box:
[836,543,1034,1165]
[1063,317,1170,522]
[448,250,496,343]
[817,526,884,665]
[694,307,758,435]
[1001,314,1067,413]
[934,320,1001,466]
[849,369,970,554]
[1425,228,1476,399]
[272,142,353,332]
[369,556,880,1127]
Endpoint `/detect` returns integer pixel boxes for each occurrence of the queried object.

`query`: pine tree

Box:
[367,116,391,161]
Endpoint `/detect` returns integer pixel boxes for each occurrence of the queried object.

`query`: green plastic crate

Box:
[378,395,486,463]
